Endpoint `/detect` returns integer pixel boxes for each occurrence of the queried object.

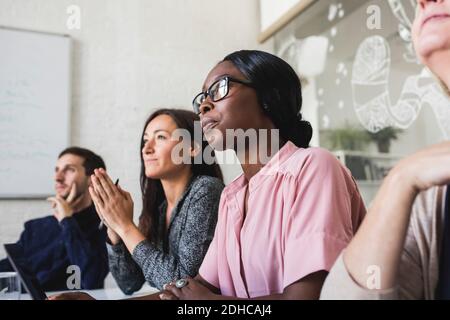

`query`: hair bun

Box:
[297,120,313,148]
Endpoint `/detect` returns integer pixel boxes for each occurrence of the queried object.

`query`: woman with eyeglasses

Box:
[321,0,450,300]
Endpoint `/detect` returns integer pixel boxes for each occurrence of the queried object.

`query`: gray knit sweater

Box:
[107,175,224,294]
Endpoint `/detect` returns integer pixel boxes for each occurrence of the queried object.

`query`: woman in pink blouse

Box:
[159,50,366,300]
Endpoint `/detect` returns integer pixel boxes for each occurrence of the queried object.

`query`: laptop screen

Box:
[4,244,48,300]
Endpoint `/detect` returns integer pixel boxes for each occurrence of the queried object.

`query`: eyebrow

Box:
[144,129,169,137]
[55,164,77,171]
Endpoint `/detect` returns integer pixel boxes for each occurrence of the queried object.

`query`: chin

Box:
[145,170,162,180]
[418,37,450,60]
[56,190,69,198]
[204,128,227,151]
[416,23,450,57]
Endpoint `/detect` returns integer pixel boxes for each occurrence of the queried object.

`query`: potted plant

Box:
[368,127,402,153]
[322,124,371,151]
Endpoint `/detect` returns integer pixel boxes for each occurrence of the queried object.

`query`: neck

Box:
[160,168,193,208]
[72,194,93,213]
[428,50,450,91]
[235,128,283,182]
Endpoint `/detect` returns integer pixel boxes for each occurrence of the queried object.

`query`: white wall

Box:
[0,0,273,258]
[260,0,301,31]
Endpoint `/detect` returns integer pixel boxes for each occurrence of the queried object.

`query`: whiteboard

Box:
[0,27,72,198]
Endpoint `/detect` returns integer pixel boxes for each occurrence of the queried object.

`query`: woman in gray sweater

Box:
[89,109,224,294]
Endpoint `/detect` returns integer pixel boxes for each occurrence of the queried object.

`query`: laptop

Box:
[4,243,48,300]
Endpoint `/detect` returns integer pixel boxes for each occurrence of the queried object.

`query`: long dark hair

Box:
[223,50,313,148]
[138,108,223,245]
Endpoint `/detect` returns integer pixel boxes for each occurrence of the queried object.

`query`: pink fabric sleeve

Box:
[198,198,224,290]
[283,149,360,289]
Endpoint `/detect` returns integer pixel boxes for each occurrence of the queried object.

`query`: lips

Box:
[422,13,450,28]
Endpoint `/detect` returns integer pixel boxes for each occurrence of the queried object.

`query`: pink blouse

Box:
[199,141,366,298]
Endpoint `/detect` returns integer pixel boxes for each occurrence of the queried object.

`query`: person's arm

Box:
[234,271,327,300]
[161,272,327,300]
[89,169,224,290]
[105,215,146,296]
[254,271,328,300]
[125,183,222,290]
[128,274,219,300]
[60,217,109,289]
[107,240,145,295]
[342,142,450,290]
[320,217,424,300]
[106,220,145,296]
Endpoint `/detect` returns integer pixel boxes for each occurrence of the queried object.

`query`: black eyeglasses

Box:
[192,76,253,114]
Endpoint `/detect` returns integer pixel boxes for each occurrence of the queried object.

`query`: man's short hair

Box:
[58,147,106,176]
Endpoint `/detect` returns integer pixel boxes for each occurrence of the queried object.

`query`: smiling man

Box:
[0,147,109,291]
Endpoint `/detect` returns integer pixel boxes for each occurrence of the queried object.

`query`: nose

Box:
[142,139,155,155]
[418,0,442,9]
[199,101,215,115]
[54,170,64,182]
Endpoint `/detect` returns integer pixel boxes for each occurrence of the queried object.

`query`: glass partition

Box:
[274,0,450,204]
